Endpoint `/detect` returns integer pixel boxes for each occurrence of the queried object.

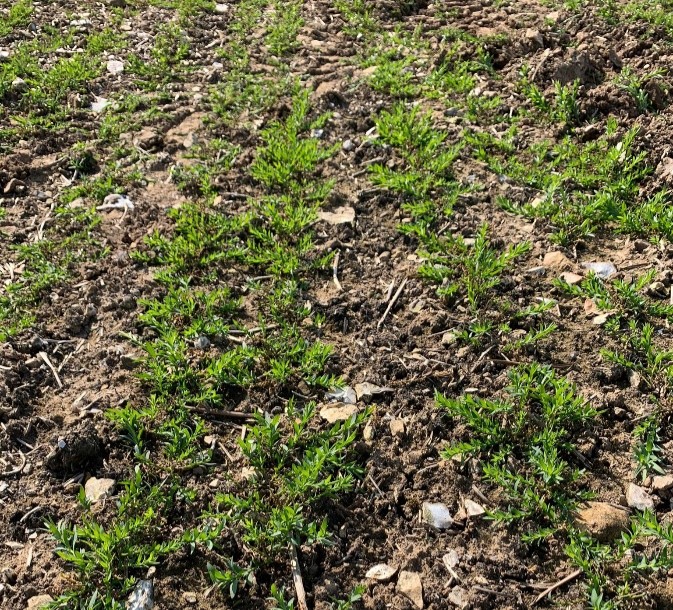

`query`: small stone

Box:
[183,132,197,149]
[581,261,617,279]
[91,97,109,113]
[448,586,469,609]
[84,477,116,503]
[127,579,153,610]
[463,498,486,518]
[543,251,573,270]
[214,2,228,13]
[592,313,613,325]
[363,423,375,441]
[652,474,673,493]
[583,298,599,316]
[106,59,124,75]
[318,206,355,225]
[0,50,11,62]
[11,77,28,92]
[354,382,393,401]
[182,592,197,604]
[389,419,405,437]
[311,128,324,139]
[442,332,458,346]
[422,502,453,529]
[194,336,210,350]
[27,595,53,609]
[442,550,460,570]
[3,178,25,195]
[397,571,423,609]
[365,563,398,581]
[648,281,668,298]
[559,271,583,285]
[575,501,630,542]
[319,403,358,423]
[524,266,547,277]
[626,483,654,511]
[342,139,355,152]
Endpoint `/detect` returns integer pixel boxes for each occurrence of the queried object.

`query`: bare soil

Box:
[4,0,673,608]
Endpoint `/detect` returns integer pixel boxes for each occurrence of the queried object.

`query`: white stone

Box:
[626,483,654,511]
[365,563,398,581]
[107,59,124,75]
[422,502,453,529]
[84,477,116,503]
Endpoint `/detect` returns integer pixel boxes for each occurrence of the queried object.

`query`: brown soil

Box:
[3,0,673,609]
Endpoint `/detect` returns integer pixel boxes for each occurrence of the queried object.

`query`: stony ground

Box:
[5,0,673,609]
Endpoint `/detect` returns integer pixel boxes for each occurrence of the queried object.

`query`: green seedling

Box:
[46,470,217,610]
[419,224,530,311]
[371,103,463,236]
[633,416,665,482]
[494,120,661,244]
[616,67,667,113]
[438,363,597,541]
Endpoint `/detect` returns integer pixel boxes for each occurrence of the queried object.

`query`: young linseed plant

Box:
[419,224,530,311]
[370,103,464,237]
[438,364,598,542]
[205,400,369,599]
[46,469,218,610]
[493,120,662,245]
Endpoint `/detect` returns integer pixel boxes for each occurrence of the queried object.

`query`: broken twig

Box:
[290,544,309,610]
[533,569,582,605]
[38,352,63,389]
[377,278,408,329]
[0,452,26,478]
[333,250,342,291]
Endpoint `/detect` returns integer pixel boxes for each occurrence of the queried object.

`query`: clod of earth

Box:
[389,418,405,437]
[575,502,630,542]
[397,571,423,610]
[26,595,53,610]
[448,586,469,609]
[182,591,197,604]
[317,206,356,225]
[319,403,359,423]
[560,271,583,285]
[542,251,574,270]
[652,474,673,494]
